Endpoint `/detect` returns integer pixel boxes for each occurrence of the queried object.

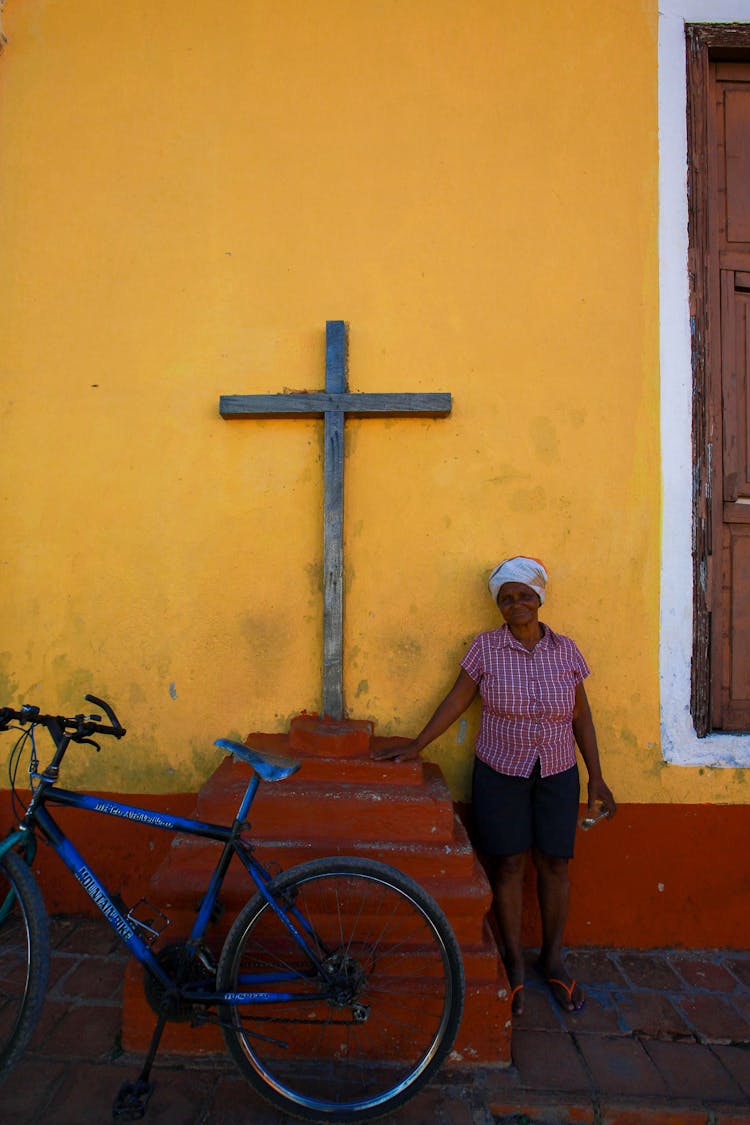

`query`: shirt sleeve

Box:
[569,640,591,684]
[460,635,484,683]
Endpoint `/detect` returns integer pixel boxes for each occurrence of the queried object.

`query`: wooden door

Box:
[688,31,750,733]
[709,61,750,730]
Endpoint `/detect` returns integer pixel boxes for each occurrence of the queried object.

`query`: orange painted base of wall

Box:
[462,801,750,950]
[2,793,748,949]
[564,802,750,949]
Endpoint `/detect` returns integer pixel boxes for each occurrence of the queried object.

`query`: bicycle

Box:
[0,695,464,1122]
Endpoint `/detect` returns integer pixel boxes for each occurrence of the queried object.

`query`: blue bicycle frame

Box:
[7,739,326,1009]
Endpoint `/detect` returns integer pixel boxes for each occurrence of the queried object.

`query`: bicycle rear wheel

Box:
[217,856,464,1123]
[0,850,49,1078]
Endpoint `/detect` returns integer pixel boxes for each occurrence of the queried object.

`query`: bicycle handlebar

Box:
[83,694,126,737]
[0,694,127,742]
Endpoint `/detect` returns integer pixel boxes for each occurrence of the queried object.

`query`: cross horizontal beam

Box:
[220,392,451,419]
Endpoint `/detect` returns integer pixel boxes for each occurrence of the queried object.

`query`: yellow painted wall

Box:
[0,0,737,803]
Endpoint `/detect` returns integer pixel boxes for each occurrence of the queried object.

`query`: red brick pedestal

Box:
[122,715,511,1064]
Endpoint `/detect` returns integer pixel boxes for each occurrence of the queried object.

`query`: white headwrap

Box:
[488,556,548,605]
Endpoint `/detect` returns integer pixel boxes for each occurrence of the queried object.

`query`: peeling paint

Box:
[508,485,547,512]
[50,657,97,711]
[0,653,19,704]
[129,683,147,705]
[305,560,323,596]
[529,416,559,463]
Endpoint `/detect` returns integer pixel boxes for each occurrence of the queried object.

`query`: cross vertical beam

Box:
[323,321,346,718]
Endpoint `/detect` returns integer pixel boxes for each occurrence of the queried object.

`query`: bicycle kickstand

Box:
[112,1011,167,1121]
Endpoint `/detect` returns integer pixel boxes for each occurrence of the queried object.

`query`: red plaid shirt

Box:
[460,623,589,778]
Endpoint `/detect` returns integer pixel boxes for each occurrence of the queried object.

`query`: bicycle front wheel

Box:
[217,856,464,1123]
[0,850,49,1078]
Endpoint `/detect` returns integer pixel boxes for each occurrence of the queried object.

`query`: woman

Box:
[374,556,616,1015]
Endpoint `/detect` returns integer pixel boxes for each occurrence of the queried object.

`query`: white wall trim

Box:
[659,1,750,767]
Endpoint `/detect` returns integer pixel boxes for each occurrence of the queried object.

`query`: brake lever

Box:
[78,737,101,752]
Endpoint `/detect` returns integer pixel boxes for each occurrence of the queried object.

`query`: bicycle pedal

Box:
[112,1078,155,1121]
[126,898,170,944]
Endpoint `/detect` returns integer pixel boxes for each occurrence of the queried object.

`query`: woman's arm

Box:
[572,681,617,817]
[372,669,479,761]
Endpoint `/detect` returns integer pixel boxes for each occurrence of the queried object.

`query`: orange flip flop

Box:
[544,975,585,1012]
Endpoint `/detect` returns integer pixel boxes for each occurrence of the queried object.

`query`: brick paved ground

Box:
[1,917,749,1124]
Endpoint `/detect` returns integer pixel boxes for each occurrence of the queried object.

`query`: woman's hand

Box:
[371,740,421,762]
[587,775,617,819]
[371,669,477,764]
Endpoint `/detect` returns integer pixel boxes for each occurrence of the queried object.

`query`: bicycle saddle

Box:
[214,739,301,782]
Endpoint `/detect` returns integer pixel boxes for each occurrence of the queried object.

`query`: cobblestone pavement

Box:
[2,917,749,1124]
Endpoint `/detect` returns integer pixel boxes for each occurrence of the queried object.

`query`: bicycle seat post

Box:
[213,739,301,835]
[233,772,261,832]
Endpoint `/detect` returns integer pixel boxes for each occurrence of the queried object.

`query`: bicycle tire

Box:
[217,856,464,1123]
[0,850,50,1078]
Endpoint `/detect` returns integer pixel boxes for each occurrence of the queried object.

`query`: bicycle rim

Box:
[217,857,464,1122]
[0,850,49,1077]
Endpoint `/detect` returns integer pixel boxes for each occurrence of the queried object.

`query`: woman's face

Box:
[496,582,541,628]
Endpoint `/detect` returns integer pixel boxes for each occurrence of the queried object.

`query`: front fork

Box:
[0,826,37,865]
[0,827,38,925]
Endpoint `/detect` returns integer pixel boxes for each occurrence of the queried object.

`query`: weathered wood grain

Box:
[220,392,452,418]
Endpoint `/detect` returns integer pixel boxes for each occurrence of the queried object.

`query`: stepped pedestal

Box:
[122,715,511,1065]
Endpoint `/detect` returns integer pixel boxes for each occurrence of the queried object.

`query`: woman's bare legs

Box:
[493,853,526,1014]
[532,849,584,1011]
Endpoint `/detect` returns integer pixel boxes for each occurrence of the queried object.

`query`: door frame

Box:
[686,26,750,734]
[659,6,750,766]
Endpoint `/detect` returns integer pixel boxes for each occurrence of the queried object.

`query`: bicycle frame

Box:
[6,775,328,1008]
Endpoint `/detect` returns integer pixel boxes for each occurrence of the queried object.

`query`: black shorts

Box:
[471,756,580,859]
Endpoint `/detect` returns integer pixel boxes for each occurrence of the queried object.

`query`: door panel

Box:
[721,275,750,503]
[721,525,750,727]
[725,88,750,243]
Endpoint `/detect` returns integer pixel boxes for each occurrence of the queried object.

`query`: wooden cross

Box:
[220,321,451,720]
